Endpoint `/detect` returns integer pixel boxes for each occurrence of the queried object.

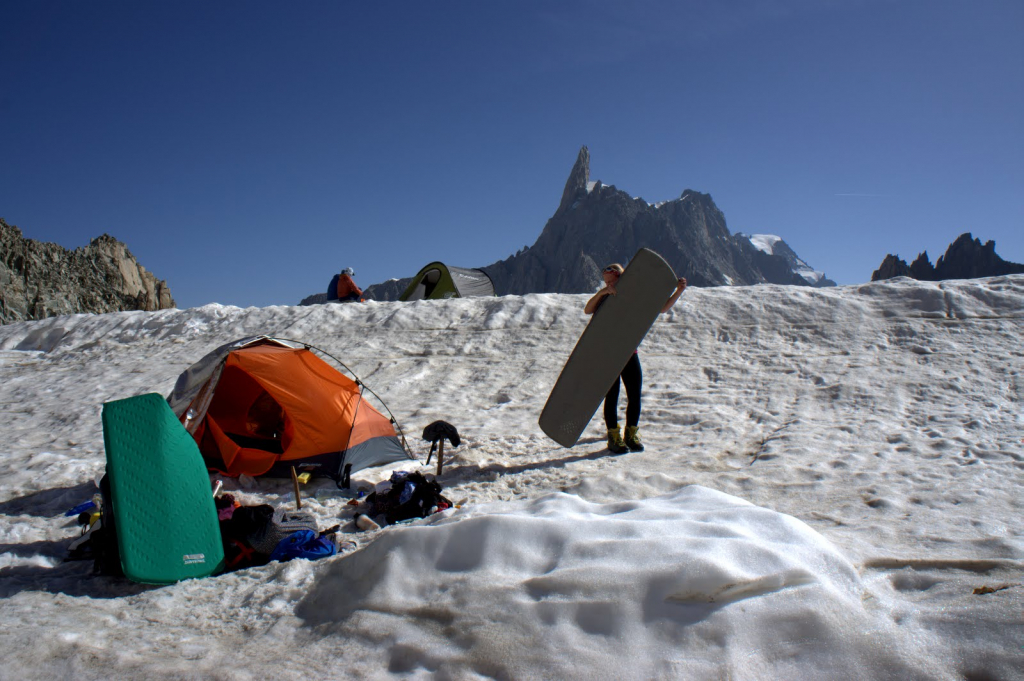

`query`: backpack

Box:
[382,471,452,525]
[326,274,340,300]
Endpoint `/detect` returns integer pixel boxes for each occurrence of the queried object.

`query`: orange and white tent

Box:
[167,337,413,485]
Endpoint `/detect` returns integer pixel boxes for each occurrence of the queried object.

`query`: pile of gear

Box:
[216,494,347,571]
[67,480,350,576]
[353,470,453,530]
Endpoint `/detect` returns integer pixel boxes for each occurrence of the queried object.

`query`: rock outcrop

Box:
[0,218,175,324]
[871,254,914,281]
[871,233,1024,282]
[362,277,412,302]
[481,147,833,296]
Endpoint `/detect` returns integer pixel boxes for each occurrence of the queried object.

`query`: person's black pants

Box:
[604,352,642,429]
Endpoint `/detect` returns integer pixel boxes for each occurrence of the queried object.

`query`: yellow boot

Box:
[607,427,628,454]
[625,426,644,452]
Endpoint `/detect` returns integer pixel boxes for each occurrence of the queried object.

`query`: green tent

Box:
[399,262,496,301]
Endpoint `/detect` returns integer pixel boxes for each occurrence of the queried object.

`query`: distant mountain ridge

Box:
[480,147,835,296]
[0,218,175,325]
[735,233,836,288]
[871,233,1024,282]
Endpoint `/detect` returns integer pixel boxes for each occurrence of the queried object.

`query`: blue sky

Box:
[2,0,1021,309]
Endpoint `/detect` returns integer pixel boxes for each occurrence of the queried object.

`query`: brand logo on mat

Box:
[183,553,206,565]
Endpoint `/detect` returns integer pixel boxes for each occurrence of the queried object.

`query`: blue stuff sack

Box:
[269,530,338,563]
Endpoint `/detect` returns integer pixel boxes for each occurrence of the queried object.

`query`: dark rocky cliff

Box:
[1,218,175,324]
[871,233,1024,282]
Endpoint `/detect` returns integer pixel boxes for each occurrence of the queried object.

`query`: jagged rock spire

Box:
[872,232,1024,282]
[909,252,936,280]
[556,146,590,216]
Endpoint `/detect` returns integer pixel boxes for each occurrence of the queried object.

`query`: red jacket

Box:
[337,274,363,299]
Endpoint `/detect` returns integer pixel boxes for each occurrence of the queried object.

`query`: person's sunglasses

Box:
[603,266,620,273]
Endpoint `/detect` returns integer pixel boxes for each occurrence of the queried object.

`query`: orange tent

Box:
[167,337,413,485]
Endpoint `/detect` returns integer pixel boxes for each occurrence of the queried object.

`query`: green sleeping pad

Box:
[102,393,225,584]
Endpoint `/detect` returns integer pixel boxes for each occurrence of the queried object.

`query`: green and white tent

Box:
[399,262,496,301]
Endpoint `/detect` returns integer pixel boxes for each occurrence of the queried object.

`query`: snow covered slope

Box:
[0,276,1021,679]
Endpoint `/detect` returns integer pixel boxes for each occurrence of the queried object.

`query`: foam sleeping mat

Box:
[102,393,225,583]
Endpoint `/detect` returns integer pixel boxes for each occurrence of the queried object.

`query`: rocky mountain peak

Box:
[556,146,590,217]
[0,218,175,324]
[735,233,836,287]
[679,188,710,202]
[935,233,1014,279]
[480,149,834,296]
[909,251,936,280]
[872,233,1024,282]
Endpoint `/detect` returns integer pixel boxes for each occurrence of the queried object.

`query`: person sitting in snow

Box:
[584,262,687,454]
[331,267,363,302]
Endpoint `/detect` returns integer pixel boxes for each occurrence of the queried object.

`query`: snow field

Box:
[0,275,1021,679]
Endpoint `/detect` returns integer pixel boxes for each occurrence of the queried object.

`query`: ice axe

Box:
[423,420,460,476]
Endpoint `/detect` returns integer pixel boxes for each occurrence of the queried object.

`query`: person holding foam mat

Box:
[584,263,687,453]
